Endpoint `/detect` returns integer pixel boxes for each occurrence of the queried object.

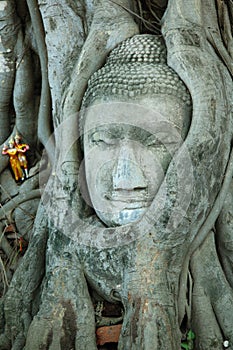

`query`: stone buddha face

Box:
[83,94,191,227]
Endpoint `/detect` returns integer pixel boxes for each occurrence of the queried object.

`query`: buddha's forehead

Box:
[83,95,191,138]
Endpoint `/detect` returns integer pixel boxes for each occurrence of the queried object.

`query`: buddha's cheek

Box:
[85,155,115,211]
[137,148,169,198]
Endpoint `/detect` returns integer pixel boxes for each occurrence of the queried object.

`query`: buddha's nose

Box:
[112,141,147,191]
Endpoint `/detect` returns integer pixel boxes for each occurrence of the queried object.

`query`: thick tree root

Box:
[0,204,48,349]
[119,297,179,349]
[191,231,233,349]
[26,0,54,162]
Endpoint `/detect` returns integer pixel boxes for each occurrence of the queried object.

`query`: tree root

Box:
[119,296,179,350]
[62,0,139,120]
[26,0,54,163]
[0,189,41,221]
[14,29,37,147]
[203,0,233,77]
[178,145,233,324]
[216,0,233,59]
[216,179,233,289]
[0,204,48,349]
[0,0,19,144]
[24,229,97,350]
[191,231,233,349]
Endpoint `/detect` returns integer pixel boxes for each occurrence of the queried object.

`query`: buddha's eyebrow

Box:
[88,125,158,141]
[89,125,124,137]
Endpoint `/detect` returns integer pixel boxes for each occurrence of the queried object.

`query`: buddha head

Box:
[80,35,192,227]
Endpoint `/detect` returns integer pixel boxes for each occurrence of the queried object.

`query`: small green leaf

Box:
[181,329,195,349]
[187,330,195,340]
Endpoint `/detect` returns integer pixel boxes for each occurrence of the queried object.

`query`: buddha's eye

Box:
[90,132,118,146]
[145,136,162,148]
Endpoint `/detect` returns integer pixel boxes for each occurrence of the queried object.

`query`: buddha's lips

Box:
[120,202,150,209]
[103,193,152,208]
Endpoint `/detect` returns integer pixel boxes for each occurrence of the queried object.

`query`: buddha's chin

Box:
[96,207,147,227]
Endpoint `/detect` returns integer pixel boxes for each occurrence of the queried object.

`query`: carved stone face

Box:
[83,95,191,227]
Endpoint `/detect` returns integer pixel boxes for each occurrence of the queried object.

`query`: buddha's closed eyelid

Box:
[89,131,120,146]
[144,135,162,147]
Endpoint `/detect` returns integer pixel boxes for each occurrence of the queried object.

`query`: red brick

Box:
[96,324,122,346]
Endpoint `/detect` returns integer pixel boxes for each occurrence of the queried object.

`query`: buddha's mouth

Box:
[120,202,149,209]
[104,191,152,208]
